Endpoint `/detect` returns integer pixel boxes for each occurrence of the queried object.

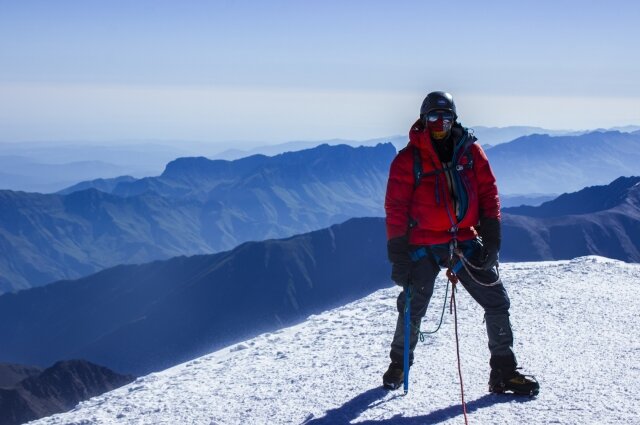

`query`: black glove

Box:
[478,217,501,270]
[387,236,411,286]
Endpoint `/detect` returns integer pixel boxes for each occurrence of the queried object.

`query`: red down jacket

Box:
[385,120,501,245]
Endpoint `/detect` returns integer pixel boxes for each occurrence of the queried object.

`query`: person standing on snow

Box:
[383,91,539,396]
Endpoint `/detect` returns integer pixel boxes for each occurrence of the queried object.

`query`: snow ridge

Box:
[29,257,640,425]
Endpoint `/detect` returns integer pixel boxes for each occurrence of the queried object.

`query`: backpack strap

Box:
[412,145,423,190]
[456,128,476,170]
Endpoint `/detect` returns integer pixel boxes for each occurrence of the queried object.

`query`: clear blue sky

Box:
[1,0,638,145]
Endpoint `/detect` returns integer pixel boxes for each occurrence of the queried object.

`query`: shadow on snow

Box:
[303,386,535,424]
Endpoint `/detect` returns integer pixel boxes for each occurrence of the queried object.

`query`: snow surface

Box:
[29,257,640,425]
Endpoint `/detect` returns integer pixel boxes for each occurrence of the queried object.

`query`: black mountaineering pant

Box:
[390,238,515,366]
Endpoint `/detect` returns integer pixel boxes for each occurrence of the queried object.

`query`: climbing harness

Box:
[409,239,500,344]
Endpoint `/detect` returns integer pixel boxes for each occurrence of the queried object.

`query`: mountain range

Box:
[0,142,187,193]
[1,175,639,377]
[486,130,640,194]
[2,131,640,294]
[3,125,638,193]
[501,176,640,261]
[0,156,135,194]
[0,143,394,293]
[63,130,640,197]
[0,360,133,425]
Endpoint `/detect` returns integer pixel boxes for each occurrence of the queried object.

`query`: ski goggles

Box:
[425,110,454,123]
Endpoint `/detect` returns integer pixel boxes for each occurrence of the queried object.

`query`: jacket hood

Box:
[408,118,428,148]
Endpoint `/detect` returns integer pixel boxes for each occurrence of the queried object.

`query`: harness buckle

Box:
[448,239,458,265]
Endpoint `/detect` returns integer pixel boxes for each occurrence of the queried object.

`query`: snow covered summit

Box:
[29,257,640,425]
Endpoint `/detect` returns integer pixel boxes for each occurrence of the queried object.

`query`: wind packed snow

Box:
[29,257,640,424]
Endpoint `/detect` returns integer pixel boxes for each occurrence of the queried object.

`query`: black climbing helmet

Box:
[420,91,457,119]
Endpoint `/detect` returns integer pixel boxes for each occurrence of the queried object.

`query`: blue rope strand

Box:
[409,278,450,341]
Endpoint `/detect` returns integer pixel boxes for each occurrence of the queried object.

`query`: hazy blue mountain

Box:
[470,125,638,146]
[0,360,134,425]
[0,138,404,192]
[57,175,137,195]
[605,126,640,133]
[4,126,638,193]
[0,143,394,293]
[58,130,640,199]
[501,176,640,262]
[213,139,355,160]
[208,136,409,160]
[0,142,183,164]
[486,131,640,194]
[470,125,582,146]
[71,142,398,200]
[503,176,640,217]
[0,142,190,193]
[206,126,640,159]
[0,217,389,375]
[0,156,135,193]
[500,193,558,208]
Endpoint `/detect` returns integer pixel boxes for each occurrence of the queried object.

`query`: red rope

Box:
[447,269,469,425]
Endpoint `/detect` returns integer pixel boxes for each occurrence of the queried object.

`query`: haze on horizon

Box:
[1,0,638,147]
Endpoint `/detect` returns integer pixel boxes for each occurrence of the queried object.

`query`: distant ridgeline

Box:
[0,143,395,293]
[485,130,640,195]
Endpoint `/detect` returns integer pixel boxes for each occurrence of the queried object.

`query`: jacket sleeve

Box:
[384,149,415,240]
[472,144,501,220]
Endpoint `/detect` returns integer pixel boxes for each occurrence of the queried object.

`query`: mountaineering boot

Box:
[489,354,539,396]
[382,362,404,390]
[488,368,540,396]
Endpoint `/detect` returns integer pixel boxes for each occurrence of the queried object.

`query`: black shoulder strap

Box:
[460,128,476,171]
[412,146,422,190]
